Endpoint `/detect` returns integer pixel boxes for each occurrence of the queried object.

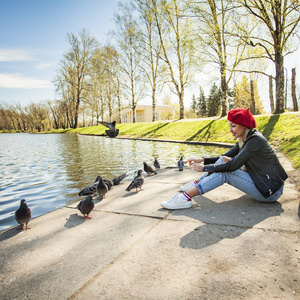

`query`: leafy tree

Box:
[187,0,248,117]
[237,0,300,113]
[234,75,264,113]
[151,0,198,119]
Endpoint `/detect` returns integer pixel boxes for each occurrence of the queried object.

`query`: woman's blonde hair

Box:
[237,128,250,149]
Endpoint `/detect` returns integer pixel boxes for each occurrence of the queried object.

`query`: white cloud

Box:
[0,73,52,89]
[0,49,35,62]
[35,62,57,70]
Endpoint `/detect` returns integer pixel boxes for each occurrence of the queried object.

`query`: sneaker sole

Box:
[160,204,192,210]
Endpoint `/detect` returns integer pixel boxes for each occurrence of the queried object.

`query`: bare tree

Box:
[56,28,98,128]
[114,2,145,123]
[135,0,165,121]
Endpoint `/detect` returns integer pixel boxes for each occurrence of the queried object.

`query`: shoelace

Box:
[167,195,179,203]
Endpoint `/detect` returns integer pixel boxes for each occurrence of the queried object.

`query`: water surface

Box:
[0,133,226,231]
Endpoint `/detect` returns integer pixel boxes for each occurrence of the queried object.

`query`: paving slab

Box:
[0,155,299,300]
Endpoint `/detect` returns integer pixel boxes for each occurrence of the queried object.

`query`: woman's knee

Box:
[221,156,231,163]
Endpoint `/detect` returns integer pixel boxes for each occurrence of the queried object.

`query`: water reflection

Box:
[0,133,226,231]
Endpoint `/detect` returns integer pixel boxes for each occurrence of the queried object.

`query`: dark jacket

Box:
[202,129,288,198]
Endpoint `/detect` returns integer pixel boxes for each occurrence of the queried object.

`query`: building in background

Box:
[114,105,176,123]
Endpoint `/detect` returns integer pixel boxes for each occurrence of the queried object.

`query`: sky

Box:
[0,0,120,105]
[0,0,299,111]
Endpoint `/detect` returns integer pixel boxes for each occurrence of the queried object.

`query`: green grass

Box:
[41,112,300,170]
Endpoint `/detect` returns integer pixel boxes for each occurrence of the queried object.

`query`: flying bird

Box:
[178,156,184,171]
[143,162,157,176]
[77,195,95,219]
[97,120,117,132]
[112,173,128,185]
[126,170,144,192]
[154,157,160,169]
[15,199,32,230]
[96,175,109,199]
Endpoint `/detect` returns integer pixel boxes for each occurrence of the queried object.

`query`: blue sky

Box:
[0,0,119,104]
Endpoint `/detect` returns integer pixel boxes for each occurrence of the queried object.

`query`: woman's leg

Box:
[161,158,283,209]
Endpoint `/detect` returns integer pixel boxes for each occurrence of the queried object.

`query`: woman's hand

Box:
[191,163,205,172]
[184,157,204,166]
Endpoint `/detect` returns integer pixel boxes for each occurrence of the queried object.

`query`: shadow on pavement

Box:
[173,195,283,250]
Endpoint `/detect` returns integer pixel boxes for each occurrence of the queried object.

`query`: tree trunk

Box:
[274,51,285,113]
[179,88,184,119]
[250,80,255,114]
[269,76,275,113]
[291,68,299,111]
[220,64,227,117]
[152,87,156,122]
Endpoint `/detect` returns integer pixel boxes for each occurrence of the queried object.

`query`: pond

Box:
[0,133,228,231]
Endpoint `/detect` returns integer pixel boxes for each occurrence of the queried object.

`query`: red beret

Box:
[227,108,257,129]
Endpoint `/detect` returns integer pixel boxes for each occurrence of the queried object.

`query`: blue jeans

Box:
[196,158,284,203]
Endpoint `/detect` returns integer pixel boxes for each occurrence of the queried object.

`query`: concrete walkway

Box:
[0,153,299,300]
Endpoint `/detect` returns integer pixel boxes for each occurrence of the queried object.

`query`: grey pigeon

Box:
[78,175,100,196]
[103,179,113,190]
[15,199,32,230]
[112,173,128,185]
[126,170,144,192]
[143,162,157,176]
[96,175,108,199]
[154,158,160,169]
[77,195,94,219]
[178,156,184,171]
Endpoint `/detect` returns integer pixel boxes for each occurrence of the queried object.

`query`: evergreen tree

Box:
[190,94,197,113]
[207,83,221,117]
[197,86,206,117]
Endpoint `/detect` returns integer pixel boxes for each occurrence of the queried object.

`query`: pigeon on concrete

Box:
[96,175,108,199]
[112,173,128,185]
[77,195,95,219]
[15,199,32,230]
[143,162,157,176]
[126,170,144,192]
[178,156,184,171]
[103,179,113,190]
[78,175,100,196]
[154,157,160,169]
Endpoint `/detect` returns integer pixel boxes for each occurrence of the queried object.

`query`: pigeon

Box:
[103,179,113,190]
[154,158,160,169]
[78,175,100,196]
[178,156,184,171]
[97,120,117,132]
[96,175,108,199]
[77,195,94,219]
[126,170,144,192]
[112,173,128,185]
[143,162,157,176]
[15,199,32,230]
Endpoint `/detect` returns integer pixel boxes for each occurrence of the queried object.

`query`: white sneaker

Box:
[161,194,192,210]
[180,181,196,192]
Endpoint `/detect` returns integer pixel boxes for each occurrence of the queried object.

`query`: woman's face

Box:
[228,121,247,140]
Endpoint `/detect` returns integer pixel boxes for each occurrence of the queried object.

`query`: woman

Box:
[161,108,288,210]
